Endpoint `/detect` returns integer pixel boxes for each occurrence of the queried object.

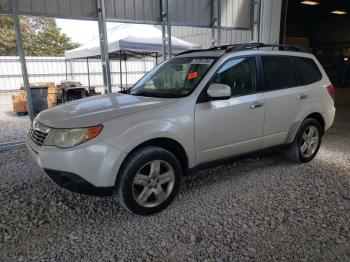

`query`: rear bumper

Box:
[44,169,114,196]
[324,106,336,131]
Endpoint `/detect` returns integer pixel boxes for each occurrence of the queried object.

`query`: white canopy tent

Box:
[65,24,200,90]
[65,24,200,60]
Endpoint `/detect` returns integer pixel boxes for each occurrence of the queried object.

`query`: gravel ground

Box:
[1,108,350,261]
[0,93,31,144]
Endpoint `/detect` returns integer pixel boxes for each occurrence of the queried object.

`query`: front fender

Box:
[103,118,196,168]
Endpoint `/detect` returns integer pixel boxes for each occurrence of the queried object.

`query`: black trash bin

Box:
[30,86,48,115]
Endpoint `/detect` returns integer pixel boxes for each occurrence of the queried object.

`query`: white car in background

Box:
[26,43,336,215]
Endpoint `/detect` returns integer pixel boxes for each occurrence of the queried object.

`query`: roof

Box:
[65,24,200,60]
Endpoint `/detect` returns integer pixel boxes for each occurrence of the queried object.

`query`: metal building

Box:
[171,0,282,48]
[0,0,283,121]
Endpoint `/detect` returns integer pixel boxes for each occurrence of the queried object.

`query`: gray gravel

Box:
[1,108,350,261]
[0,92,31,144]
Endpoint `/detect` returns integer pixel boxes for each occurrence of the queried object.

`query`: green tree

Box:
[0,15,80,56]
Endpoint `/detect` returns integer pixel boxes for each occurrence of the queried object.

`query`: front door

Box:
[195,56,265,164]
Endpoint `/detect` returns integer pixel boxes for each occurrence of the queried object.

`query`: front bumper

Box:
[44,169,114,196]
[26,136,126,193]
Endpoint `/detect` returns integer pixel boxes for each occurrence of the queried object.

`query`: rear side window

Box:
[292,57,322,85]
[261,56,297,91]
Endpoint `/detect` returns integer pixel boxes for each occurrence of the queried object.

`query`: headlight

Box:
[44,125,103,148]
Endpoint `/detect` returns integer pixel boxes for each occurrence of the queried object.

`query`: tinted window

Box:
[292,57,322,85]
[262,56,297,91]
[210,57,256,96]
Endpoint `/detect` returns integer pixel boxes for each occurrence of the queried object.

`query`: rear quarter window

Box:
[292,57,322,85]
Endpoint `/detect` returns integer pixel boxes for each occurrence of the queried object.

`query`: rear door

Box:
[259,55,311,148]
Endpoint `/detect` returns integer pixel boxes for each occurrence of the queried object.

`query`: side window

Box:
[210,57,256,97]
[292,57,322,85]
[261,56,297,91]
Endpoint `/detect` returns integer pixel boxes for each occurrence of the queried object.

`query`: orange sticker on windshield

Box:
[187,72,198,80]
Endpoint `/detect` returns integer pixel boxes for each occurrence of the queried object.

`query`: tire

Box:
[286,118,323,163]
[117,146,182,216]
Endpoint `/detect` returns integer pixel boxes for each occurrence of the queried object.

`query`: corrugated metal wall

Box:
[168,0,212,27]
[170,0,282,48]
[105,0,161,23]
[0,57,155,91]
[259,0,282,44]
[170,26,253,49]
[220,0,252,29]
[0,0,97,19]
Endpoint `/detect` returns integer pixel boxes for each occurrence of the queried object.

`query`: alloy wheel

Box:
[300,125,319,158]
[132,160,175,208]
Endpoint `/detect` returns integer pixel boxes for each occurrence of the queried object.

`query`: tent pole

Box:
[86,58,90,88]
[97,0,112,94]
[119,50,123,90]
[155,53,158,65]
[124,51,127,88]
[11,0,34,122]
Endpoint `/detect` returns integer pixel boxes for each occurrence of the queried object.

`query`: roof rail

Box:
[226,43,305,53]
[175,45,230,56]
[175,43,306,57]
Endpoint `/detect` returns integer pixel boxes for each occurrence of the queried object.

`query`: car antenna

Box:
[272,41,278,50]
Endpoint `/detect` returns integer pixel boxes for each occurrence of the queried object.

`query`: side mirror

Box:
[207,83,231,100]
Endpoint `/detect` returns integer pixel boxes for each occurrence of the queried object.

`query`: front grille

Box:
[29,128,48,147]
[28,120,50,148]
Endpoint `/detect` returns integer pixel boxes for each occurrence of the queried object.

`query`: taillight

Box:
[327,84,335,101]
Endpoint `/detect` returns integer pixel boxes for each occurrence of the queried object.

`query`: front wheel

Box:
[286,118,323,163]
[117,146,182,216]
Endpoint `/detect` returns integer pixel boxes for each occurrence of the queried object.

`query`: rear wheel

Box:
[117,146,182,215]
[286,118,323,163]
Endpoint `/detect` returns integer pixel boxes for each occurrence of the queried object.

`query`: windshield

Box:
[129,57,215,98]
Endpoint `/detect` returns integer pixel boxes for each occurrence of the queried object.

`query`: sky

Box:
[55,19,119,45]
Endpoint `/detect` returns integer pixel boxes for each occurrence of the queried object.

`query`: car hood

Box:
[37,93,178,128]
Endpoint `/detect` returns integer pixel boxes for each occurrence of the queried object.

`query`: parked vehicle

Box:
[26,43,336,215]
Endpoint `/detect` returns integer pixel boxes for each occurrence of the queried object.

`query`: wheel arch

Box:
[116,137,189,186]
[306,112,325,132]
[285,112,326,144]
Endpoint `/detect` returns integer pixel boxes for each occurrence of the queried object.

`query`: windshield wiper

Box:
[130,91,154,97]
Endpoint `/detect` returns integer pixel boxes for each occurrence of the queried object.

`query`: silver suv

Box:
[27,43,336,215]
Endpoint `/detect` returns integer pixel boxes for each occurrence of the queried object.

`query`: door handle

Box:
[250,102,264,109]
[298,94,308,100]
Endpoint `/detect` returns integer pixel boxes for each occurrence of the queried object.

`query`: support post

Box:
[86,58,91,88]
[252,0,262,42]
[161,0,172,59]
[161,23,167,60]
[280,0,289,44]
[97,0,112,93]
[124,51,127,88]
[64,59,68,79]
[11,0,34,121]
[119,50,123,90]
[211,0,220,47]
[217,0,221,46]
[165,0,172,58]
